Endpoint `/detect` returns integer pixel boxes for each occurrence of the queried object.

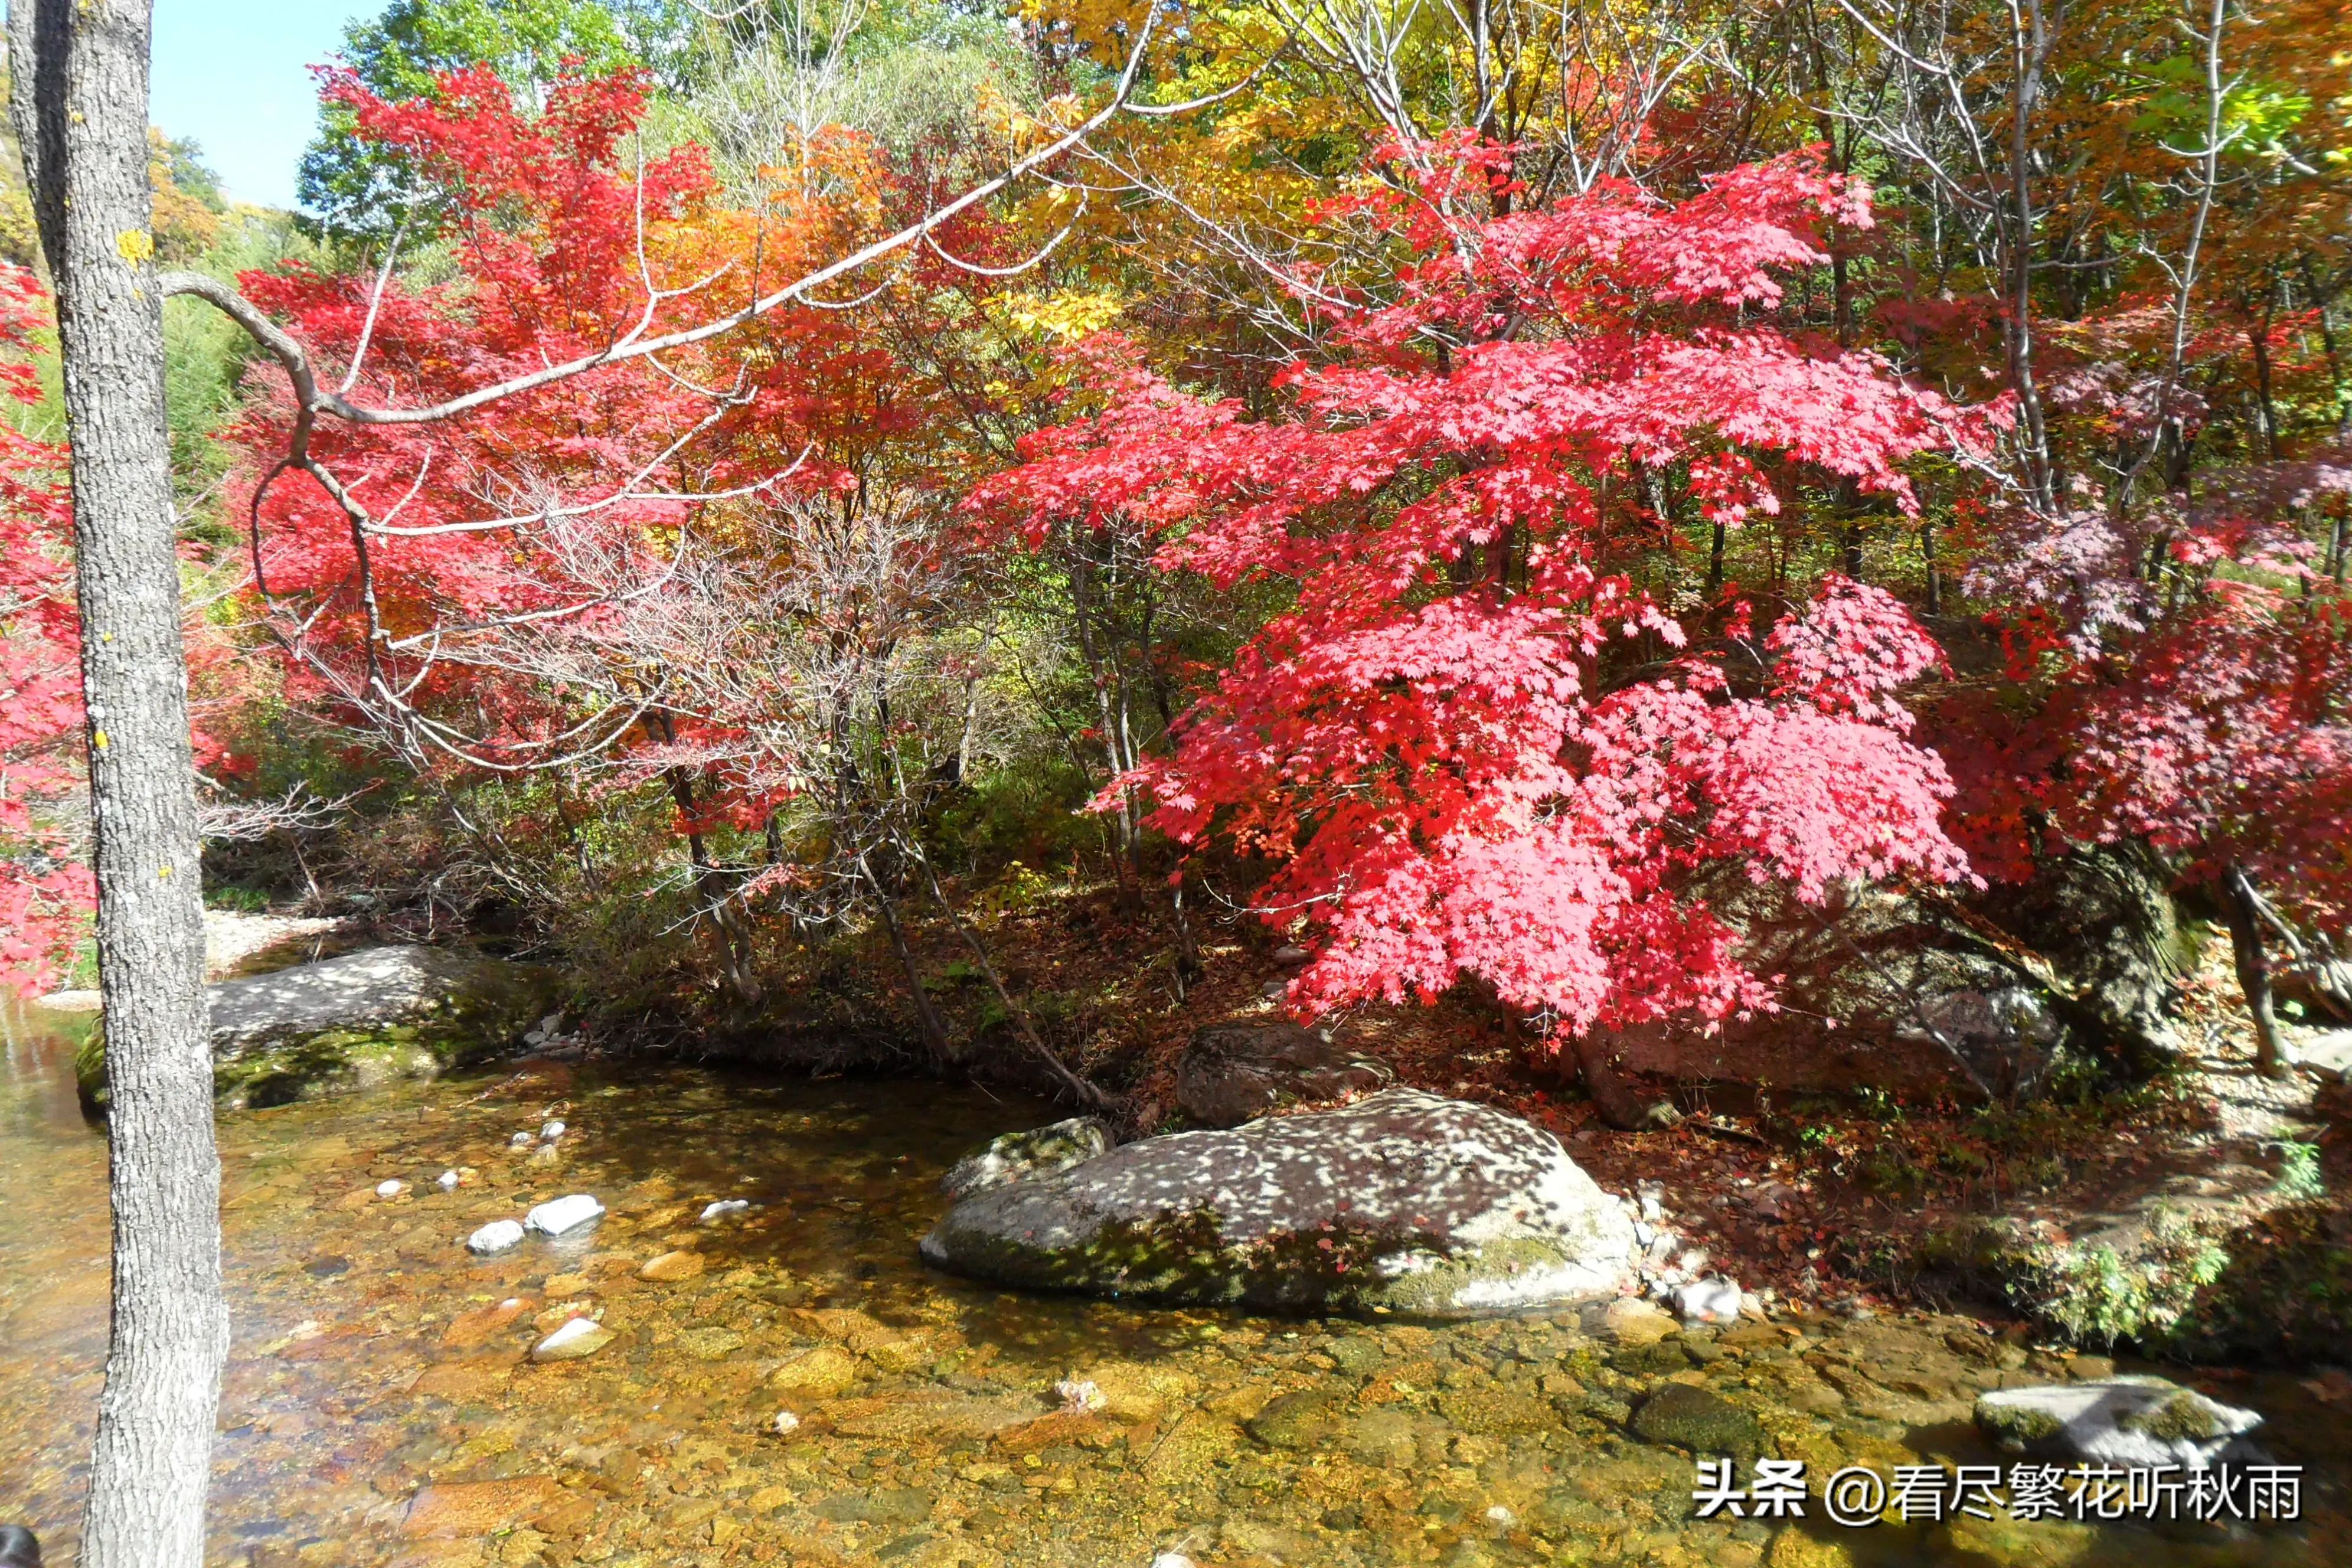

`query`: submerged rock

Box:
[942,1116,1112,1198]
[769,1345,861,1398]
[1630,1382,1763,1456]
[1975,1377,2262,1469]
[1175,1020,1393,1129]
[920,1087,1636,1315]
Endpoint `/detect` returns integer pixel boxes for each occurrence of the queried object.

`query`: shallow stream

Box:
[2,999,2344,1567]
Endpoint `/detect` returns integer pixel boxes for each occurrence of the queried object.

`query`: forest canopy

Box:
[5,0,2350,1097]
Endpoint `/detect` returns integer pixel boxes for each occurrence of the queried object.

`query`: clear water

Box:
[1,997,2340,1567]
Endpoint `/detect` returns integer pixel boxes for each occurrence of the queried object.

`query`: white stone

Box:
[436,1170,460,1191]
[510,1131,534,1148]
[540,1119,566,1141]
[1975,1377,2262,1471]
[1055,1377,1108,1413]
[1484,1505,1515,1526]
[530,1317,613,1361]
[1674,1275,1744,1324]
[700,1198,750,1223]
[375,1179,404,1198]
[770,1410,802,1436]
[466,1219,525,1255]
[525,1194,605,1236]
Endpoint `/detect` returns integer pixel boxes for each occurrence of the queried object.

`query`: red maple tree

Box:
[978,143,1994,1038]
[0,265,89,994]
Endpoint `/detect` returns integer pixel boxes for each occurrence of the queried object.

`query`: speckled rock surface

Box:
[920,1087,1637,1315]
[940,1116,1112,1198]
[1176,1020,1394,1129]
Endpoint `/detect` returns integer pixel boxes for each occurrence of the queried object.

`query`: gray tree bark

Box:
[6,3,227,1564]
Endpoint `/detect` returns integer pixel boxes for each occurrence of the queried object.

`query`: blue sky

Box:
[152,1,383,210]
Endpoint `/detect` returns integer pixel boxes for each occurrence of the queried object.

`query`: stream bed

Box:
[2,998,2346,1568]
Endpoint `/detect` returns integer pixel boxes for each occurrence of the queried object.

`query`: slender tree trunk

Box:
[1167,867,1201,1002]
[9,3,227,1564]
[2221,865,2292,1080]
[860,850,958,1068]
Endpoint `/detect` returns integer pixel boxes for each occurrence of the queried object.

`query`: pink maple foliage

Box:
[0,265,93,995]
[977,144,1989,1038]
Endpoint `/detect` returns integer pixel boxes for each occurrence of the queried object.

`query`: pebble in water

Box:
[466,1219,525,1255]
[524,1194,605,1236]
[540,1119,566,1141]
[699,1198,749,1223]
[529,1316,613,1362]
[374,1179,404,1199]
[509,1131,534,1148]
[436,1170,459,1191]
[770,1410,801,1437]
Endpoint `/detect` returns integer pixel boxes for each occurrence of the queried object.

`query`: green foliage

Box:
[298,0,645,234]
[164,210,325,504]
[204,881,272,914]
[2271,1140,2324,1202]
[2029,1211,2233,1348]
[934,757,1100,878]
[158,135,227,213]
[649,0,1034,190]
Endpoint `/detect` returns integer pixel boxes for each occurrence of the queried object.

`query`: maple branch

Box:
[161,10,1165,433]
[339,214,409,396]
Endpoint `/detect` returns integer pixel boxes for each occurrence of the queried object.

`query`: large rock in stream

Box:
[77,945,555,1110]
[919,1087,1637,1315]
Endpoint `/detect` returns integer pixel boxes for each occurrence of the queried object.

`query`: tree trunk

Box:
[861,850,958,1068]
[2221,865,2292,1079]
[1573,1033,1681,1131]
[9,3,227,1564]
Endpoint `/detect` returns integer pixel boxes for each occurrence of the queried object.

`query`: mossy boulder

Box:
[76,945,556,1111]
[1974,1377,2261,1469]
[918,1088,1638,1317]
